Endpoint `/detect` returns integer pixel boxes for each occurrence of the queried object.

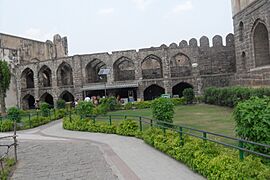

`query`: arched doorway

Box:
[114,57,135,81]
[57,62,73,86]
[172,82,193,97]
[85,59,107,83]
[60,91,74,102]
[22,94,35,110]
[21,68,34,89]
[142,55,163,79]
[144,84,165,101]
[38,65,52,87]
[40,93,54,107]
[170,53,191,77]
[253,21,270,67]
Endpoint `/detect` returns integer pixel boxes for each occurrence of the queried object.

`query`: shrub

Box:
[203,86,270,107]
[171,97,186,106]
[99,97,118,111]
[116,119,139,136]
[124,102,134,110]
[183,88,194,104]
[134,101,152,109]
[0,120,14,132]
[54,109,66,119]
[40,102,50,117]
[7,107,21,122]
[151,98,174,126]
[75,101,94,117]
[233,97,270,153]
[56,99,66,109]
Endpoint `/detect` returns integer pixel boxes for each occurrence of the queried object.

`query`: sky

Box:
[0,0,233,55]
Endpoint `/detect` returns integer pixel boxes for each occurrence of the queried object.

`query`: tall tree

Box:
[0,60,11,114]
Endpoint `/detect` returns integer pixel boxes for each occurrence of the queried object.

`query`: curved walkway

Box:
[1,120,204,180]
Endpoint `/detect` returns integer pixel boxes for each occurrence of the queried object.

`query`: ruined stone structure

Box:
[231,0,270,86]
[0,0,269,109]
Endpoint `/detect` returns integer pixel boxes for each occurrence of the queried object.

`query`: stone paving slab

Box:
[11,140,118,180]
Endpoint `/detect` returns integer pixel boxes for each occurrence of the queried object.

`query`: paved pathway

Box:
[1,120,204,180]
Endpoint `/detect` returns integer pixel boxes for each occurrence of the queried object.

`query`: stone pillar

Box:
[34,65,39,100]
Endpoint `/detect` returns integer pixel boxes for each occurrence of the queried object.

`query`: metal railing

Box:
[74,114,270,160]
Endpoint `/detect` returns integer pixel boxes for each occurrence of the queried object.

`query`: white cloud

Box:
[172,1,193,14]
[98,8,115,15]
[132,0,152,10]
[24,28,57,41]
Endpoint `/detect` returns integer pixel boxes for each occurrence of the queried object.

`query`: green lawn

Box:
[109,104,235,137]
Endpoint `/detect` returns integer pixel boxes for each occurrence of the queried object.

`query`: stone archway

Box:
[85,59,107,83]
[113,57,135,81]
[57,62,73,86]
[21,68,34,89]
[253,21,270,67]
[38,65,52,87]
[170,53,191,77]
[60,91,74,102]
[144,84,165,101]
[142,55,163,79]
[40,93,54,107]
[172,82,193,97]
[22,94,35,110]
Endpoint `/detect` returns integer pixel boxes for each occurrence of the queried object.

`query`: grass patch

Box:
[109,104,235,137]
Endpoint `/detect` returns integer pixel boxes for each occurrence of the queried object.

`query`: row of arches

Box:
[239,19,270,68]
[144,82,193,101]
[21,53,192,89]
[22,91,74,109]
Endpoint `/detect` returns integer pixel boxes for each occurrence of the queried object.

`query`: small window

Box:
[239,21,244,42]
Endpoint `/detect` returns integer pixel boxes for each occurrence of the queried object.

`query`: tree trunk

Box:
[0,89,6,114]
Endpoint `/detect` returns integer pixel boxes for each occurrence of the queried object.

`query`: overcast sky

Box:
[0,0,233,55]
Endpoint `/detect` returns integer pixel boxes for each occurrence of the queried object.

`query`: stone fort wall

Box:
[14,33,235,109]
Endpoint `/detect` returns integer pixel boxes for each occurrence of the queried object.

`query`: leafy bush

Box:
[75,101,94,117]
[134,101,152,109]
[171,97,186,106]
[151,98,174,126]
[99,97,119,111]
[7,107,21,122]
[0,120,14,132]
[116,119,139,136]
[203,86,270,107]
[54,109,66,119]
[234,97,270,153]
[183,88,194,104]
[40,102,50,117]
[124,102,134,110]
[25,116,50,128]
[57,99,66,109]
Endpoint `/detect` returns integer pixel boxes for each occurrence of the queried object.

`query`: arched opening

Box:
[22,94,35,110]
[241,52,246,72]
[114,57,135,81]
[38,65,52,87]
[60,91,74,102]
[253,22,270,67]
[142,55,163,79]
[172,82,193,97]
[239,21,244,42]
[40,93,54,107]
[144,84,165,101]
[21,68,34,89]
[57,62,73,86]
[86,59,107,83]
[170,54,191,77]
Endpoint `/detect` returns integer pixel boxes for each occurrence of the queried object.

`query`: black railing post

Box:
[150,119,153,127]
[29,114,31,128]
[239,141,244,160]
[203,132,207,142]
[49,110,52,121]
[179,126,184,145]
[69,110,72,122]
[53,108,56,119]
[93,116,96,124]
[124,115,127,119]
[37,111,39,121]
[109,115,112,126]
[139,117,142,131]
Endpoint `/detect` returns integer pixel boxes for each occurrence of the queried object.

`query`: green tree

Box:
[0,60,11,114]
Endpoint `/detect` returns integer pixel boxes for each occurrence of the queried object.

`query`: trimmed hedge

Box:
[204,86,270,107]
[63,118,270,179]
